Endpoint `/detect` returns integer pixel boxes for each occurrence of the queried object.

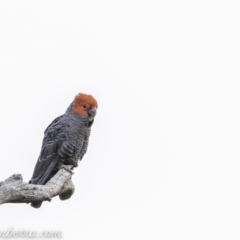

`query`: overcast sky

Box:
[0,1,240,240]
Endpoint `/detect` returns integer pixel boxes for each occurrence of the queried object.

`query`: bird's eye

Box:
[83,105,87,109]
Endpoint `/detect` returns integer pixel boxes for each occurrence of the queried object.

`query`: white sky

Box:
[0,1,240,239]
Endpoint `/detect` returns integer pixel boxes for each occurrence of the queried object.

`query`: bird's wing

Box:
[79,128,91,161]
[29,115,68,185]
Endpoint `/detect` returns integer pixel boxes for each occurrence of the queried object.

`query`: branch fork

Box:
[0,165,75,208]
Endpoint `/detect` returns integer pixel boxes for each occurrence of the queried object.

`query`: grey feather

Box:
[29,103,91,185]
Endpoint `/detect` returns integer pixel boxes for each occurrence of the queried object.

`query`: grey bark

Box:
[0,165,75,208]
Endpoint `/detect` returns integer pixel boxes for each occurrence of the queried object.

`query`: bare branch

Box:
[0,165,75,208]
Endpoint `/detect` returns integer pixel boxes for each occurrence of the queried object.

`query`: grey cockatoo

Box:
[29,93,98,208]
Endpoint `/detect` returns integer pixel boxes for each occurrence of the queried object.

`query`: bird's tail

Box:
[31,201,43,208]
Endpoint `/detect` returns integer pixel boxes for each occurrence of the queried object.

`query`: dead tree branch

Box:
[0,165,75,208]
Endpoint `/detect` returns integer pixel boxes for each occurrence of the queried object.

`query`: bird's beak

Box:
[88,107,97,121]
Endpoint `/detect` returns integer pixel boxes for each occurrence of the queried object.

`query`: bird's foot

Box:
[73,161,78,168]
[61,165,74,174]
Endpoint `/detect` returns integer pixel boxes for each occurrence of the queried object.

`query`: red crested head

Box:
[72,93,98,121]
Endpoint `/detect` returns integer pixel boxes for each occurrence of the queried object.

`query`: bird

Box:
[29,93,98,208]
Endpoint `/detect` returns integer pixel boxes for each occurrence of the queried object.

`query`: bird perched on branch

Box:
[29,93,98,207]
